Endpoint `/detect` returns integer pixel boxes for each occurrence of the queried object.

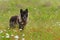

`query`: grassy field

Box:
[0,0,60,40]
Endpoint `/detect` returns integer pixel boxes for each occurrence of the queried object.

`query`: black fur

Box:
[9,9,28,30]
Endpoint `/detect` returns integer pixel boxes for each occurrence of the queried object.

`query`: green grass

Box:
[0,0,60,40]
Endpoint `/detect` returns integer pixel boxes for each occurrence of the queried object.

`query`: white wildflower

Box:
[8,28,9,29]
[6,33,9,36]
[6,35,10,38]
[22,33,25,37]
[6,33,10,38]
[22,38,25,40]
[11,34,14,36]
[14,35,19,39]
[0,30,3,33]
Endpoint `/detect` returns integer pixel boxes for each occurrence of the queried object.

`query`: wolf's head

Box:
[20,9,28,22]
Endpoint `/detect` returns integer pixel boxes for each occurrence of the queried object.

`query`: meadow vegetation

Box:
[0,0,60,40]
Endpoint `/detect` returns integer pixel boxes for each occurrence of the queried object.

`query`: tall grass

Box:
[0,0,60,40]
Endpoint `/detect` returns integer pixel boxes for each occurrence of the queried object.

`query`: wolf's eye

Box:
[21,13,23,16]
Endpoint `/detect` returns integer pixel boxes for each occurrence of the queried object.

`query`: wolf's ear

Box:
[25,9,28,13]
[20,9,23,13]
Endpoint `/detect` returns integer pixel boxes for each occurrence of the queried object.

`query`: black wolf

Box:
[9,9,28,30]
